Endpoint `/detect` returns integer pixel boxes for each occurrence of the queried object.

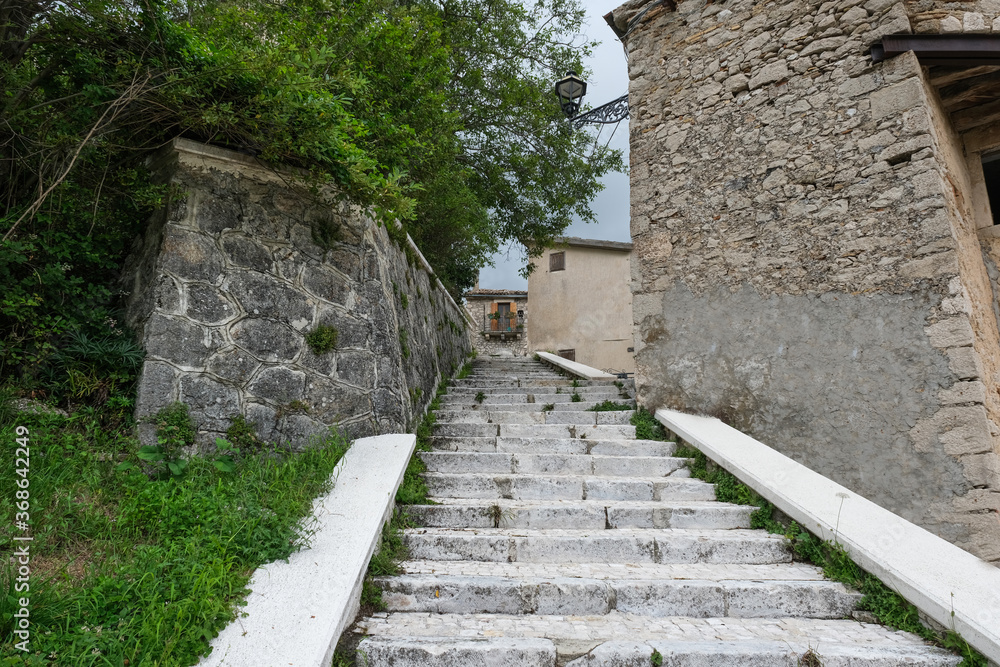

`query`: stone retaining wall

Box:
[123,139,472,449]
[613,0,1000,560]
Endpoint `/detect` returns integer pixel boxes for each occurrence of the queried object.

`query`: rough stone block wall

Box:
[123,139,472,449]
[614,0,1000,559]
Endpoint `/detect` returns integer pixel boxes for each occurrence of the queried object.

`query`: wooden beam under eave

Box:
[939,70,1000,112]
[952,97,1000,132]
[929,64,1000,88]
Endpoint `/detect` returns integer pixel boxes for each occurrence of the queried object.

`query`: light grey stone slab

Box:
[356,636,556,667]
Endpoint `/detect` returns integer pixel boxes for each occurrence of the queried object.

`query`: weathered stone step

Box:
[398,560,827,581]
[419,452,688,477]
[449,383,620,392]
[438,398,633,410]
[447,388,622,398]
[441,394,632,410]
[408,499,750,530]
[423,472,709,502]
[433,410,633,426]
[450,378,617,388]
[432,423,636,439]
[355,615,961,666]
[355,636,554,667]
[403,528,791,564]
[376,574,860,619]
[565,641,961,667]
[430,437,677,456]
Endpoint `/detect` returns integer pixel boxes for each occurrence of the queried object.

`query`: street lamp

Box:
[554,71,587,117]
[554,71,629,128]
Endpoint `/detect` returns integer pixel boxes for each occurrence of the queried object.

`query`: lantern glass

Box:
[554,71,587,101]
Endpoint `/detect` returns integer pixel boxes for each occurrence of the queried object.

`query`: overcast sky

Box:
[476,0,631,290]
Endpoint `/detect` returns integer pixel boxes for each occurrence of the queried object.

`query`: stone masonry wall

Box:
[463,296,530,356]
[123,139,472,449]
[613,0,1000,559]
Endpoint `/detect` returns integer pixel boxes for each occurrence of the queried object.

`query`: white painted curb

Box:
[199,433,416,667]
[656,408,1000,665]
[536,351,617,380]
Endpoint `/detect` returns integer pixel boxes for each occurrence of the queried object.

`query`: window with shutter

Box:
[550,252,565,272]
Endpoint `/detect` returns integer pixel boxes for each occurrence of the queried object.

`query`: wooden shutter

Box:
[489,302,498,331]
[550,252,565,272]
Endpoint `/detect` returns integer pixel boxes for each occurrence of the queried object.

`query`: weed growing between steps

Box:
[589,400,633,412]
[358,508,414,614]
[671,444,988,667]
[631,407,670,441]
[0,408,348,667]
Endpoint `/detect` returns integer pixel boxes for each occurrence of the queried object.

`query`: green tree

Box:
[0,0,621,386]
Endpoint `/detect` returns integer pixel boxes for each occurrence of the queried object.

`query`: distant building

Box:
[462,285,528,357]
[528,237,635,373]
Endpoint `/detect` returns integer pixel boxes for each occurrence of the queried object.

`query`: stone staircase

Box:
[353,358,959,666]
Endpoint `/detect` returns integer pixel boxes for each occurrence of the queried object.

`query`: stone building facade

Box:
[611,0,1000,560]
[462,289,529,356]
[123,139,472,449]
[528,237,636,373]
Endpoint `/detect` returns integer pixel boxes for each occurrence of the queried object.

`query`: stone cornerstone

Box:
[123,139,472,449]
[612,0,1000,560]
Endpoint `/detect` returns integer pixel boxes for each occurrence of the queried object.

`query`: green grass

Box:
[474,391,486,403]
[570,392,582,403]
[541,403,555,412]
[674,442,988,667]
[0,407,348,666]
[588,400,632,412]
[455,361,472,380]
[630,406,669,441]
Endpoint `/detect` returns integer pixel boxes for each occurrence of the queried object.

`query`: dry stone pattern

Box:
[123,140,471,449]
[613,0,1000,561]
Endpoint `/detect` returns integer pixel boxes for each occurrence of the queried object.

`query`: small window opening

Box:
[550,252,565,272]
[558,349,575,361]
[982,152,1000,225]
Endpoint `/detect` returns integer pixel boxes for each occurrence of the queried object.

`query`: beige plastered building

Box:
[528,237,636,373]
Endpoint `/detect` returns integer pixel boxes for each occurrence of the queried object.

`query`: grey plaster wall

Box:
[646,284,970,538]
[123,139,472,449]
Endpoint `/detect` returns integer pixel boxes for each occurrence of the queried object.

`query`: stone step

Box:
[397,560,827,581]
[422,472,710,502]
[408,499,750,530]
[419,452,688,477]
[355,615,961,666]
[447,386,621,395]
[376,574,861,619]
[438,398,633,410]
[432,423,636,439]
[429,437,677,456]
[442,393,628,404]
[433,410,633,426]
[403,528,791,564]
[450,379,617,388]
